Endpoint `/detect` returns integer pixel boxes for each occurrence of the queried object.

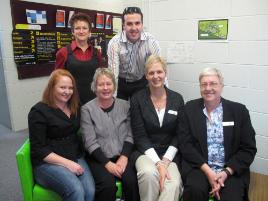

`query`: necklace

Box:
[151,94,166,112]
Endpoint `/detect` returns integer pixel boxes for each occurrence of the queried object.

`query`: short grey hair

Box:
[199,67,224,84]
[91,68,116,93]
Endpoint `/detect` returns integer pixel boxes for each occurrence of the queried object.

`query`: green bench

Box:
[16,139,123,201]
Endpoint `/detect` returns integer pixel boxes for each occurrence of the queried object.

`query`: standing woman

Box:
[55,12,102,105]
[28,69,95,201]
[130,55,184,201]
[81,68,139,201]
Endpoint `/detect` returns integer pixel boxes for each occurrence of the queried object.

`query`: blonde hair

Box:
[145,55,167,74]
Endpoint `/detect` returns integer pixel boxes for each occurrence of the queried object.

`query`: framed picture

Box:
[198,19,228,40]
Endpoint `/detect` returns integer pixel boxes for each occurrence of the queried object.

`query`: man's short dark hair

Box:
[122,7,143,23]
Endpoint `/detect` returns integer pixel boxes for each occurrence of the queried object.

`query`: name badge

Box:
[222,121,234,126]
[168,110,177,116]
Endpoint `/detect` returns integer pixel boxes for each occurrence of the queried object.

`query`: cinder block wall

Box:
[132,0,268,175]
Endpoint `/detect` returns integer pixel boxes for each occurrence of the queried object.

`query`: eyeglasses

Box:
[200,82,221,89]
[123,7,142,16]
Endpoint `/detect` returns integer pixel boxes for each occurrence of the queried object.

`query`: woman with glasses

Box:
[55,12,102,105]
[81,68,139,201]
[130,55,184,201]
[179,68,256,201]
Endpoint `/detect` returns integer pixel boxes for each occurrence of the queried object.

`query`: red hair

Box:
[42,69,79,115]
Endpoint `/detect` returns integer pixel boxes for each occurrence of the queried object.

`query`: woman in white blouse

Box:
[130,55,184,201]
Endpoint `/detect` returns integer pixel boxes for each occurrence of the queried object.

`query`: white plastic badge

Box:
[168,110,177,115]
[222,121,234,126]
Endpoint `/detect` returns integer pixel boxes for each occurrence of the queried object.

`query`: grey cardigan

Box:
[81,98,133,158]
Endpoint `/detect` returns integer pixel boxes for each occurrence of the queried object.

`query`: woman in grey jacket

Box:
[81,68,139,201]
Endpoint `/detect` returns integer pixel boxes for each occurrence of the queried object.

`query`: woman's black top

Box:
[28,102,83,167]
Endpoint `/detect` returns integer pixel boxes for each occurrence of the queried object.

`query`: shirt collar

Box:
[203,102,223,121]
[71,40,92,51]
[120,30,147,43]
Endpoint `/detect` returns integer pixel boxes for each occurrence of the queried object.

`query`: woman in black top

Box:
[28,69,95,201]
[130,55,184,201]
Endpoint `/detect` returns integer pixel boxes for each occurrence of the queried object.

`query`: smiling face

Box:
[53,75,73,106]
[95,74,115,102]
[200,75,223,106]
[146,62,166,89]
[123,13,143,43]
[72,20,91,42]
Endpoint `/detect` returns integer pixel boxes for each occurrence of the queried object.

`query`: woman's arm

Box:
[44,152,84,175]
[29,105,84,175]
[55,47,67,69]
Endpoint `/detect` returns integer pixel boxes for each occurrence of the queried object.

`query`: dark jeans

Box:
[117,76,147,101]
[33,157,95,201]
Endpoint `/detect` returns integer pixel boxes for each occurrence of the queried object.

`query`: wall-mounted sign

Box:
[12,30,72,66]
[198,19,228,40]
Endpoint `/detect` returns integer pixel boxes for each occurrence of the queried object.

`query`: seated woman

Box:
[28,69,95,201]
[81,68,139,201]
[130,55,184,201]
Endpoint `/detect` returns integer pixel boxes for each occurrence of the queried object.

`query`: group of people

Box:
[28,6,257,201]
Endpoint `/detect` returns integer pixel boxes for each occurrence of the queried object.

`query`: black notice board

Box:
[12,30,72,65]
[10,0,122,79]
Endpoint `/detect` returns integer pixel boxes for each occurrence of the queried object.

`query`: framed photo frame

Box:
[198,19,228,40]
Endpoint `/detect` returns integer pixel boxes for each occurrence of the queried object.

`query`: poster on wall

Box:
[56,10,66,28]
[112,16,122,34]
[26,9,47,24]
[105,14,112,29]
[166,42,194,64]
[96,13,104,29]
[198,19,228,40]
[67,11,75,28]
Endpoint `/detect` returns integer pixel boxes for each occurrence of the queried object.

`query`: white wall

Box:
[139,0,268,175]
[0,0,125,131]
[0,30,11,128]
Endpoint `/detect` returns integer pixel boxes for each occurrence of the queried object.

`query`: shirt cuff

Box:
[144,148,161,164]
[164,77,169,87]
[163,146,178,161]
[121,141,133,157]
[91,148,110,165]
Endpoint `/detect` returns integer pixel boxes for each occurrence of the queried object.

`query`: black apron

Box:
[65,44,99,105]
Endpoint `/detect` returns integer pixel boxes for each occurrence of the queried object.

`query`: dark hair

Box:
[69,12,92,33]
[122,7,143,23]
[42,69,79,115]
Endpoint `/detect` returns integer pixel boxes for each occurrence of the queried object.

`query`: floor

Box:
[249,172,268,201]
[0,124,28,201]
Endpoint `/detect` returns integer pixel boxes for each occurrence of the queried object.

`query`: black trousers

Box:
[183,169,247,201]
[117,76,148,101]
[87,156,140,201]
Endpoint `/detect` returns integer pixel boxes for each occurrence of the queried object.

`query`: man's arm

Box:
[107,37,120,96]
